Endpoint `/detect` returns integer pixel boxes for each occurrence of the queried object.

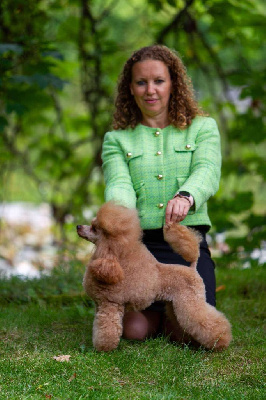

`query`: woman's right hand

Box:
[165,196,191,224]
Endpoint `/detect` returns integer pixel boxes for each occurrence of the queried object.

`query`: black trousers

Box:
[142,226,216,310]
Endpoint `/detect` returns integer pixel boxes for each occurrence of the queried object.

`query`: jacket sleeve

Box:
[101,131,137,208]
[179,118,222,213]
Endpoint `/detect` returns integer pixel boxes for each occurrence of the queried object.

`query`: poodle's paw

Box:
[196,313,232,351]
[94,341,119,352]
[208,323,232,351]
[212,335,232,351]
[93,332,121,352]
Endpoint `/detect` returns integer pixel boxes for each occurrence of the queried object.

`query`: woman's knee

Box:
[122,311,149,340]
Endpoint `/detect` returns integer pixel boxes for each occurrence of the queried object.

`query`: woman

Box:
[101,45,221,343]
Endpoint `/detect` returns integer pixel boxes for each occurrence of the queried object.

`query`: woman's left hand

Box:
[165,197,191,224]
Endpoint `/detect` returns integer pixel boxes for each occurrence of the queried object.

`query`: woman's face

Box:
[130,59,172,123]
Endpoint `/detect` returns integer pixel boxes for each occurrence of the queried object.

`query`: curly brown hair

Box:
[112,45,205,130]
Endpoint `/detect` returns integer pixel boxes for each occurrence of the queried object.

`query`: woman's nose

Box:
[146,82,155,94]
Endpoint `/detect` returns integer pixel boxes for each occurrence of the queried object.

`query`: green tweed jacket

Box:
[102,116,221,229]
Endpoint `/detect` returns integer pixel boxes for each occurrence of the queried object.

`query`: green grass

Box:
[0,266,265,399]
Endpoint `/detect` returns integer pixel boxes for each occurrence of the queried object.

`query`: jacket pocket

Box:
[174,143,196,177]
[124,149,143,163]
[125,149,143,182]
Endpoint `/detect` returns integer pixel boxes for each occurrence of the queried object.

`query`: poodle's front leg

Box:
[93,302,124,352]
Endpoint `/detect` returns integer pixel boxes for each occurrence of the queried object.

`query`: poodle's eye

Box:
[91,225,97,233]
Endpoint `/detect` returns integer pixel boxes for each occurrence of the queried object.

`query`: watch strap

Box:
[173,192,194,207]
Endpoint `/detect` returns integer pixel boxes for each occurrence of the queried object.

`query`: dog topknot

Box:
[97,201,142,240]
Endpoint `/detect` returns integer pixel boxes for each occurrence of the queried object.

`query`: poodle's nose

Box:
[76,225,82,230]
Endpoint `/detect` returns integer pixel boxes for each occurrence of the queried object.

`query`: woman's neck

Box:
[141,114,170,129]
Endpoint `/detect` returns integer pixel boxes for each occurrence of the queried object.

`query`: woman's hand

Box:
[165,197,191,224]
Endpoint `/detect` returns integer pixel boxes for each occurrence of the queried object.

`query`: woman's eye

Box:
[155,79,164,84]
[136,81,146,86]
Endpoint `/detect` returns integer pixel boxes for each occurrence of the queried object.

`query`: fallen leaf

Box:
[117,380,127,386]
[53,355,71,362]
[216,285,226,292]
[36,383,49,390]
[68,373,77,382]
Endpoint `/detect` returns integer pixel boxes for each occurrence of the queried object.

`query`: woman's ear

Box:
[130,83,134,96]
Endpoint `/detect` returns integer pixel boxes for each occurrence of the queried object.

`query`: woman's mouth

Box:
[145,99,158,104]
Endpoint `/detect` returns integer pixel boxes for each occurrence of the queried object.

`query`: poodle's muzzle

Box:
[77,224,97,243]
[77,224,90,239]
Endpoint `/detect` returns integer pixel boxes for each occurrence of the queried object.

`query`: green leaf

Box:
[31,73,68,90]
[0,116,8,132]
[243,213,266,230]
[0,44,23,55]
[228,114,265,144]
[42,50,64,60]
[6,102,28,115]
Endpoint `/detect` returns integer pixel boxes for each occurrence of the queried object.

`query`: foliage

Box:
[0,260,85,305]
[0,267,265,398]
[0,0,265,257]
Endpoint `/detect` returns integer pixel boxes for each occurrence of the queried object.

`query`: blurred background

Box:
[0,0,265,282]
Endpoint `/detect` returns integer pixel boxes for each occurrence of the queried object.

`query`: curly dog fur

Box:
[77,202,232,352]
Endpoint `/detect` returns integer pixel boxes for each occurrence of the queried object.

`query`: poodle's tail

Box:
[163,223,201,269]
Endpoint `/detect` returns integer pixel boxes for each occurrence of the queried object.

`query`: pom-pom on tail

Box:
[163,223,201,268]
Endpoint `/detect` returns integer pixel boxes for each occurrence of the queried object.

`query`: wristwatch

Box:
[174,191,194,207]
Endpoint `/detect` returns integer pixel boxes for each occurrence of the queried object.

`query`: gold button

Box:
[185,144,191,150]
[158,203,164,208]
[155,131,160,136]
[126,152,132,158]
[156,151,162,155]
[157,174,163,180]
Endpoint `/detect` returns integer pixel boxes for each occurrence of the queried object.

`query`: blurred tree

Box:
[147,0,266,257]
[0,0,154,237]
[0,0,265,258]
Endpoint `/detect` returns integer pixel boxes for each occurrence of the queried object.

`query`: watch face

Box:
[178,191,190,197]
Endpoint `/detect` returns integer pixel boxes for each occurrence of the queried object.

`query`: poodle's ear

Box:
[96,201,141,238]
[89,257,124,284]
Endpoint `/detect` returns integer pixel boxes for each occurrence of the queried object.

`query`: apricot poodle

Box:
[77,202,232,352]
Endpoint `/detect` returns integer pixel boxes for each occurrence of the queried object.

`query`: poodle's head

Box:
[77,202,142,245]
[76,218,99,244]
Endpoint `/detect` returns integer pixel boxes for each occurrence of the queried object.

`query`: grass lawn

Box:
[0,266,265,399]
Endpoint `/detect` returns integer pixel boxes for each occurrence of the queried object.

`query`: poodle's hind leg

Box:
[92,302,124,351]
[164,302,198,345]
[159,266,232,350]
[172,297,232,351]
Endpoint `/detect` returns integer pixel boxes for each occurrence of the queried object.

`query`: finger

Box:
[176,213,186,222]
[174,209,186,222]
[166,198,190,223]
[171,202,190,222]
[165,201,174,224]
